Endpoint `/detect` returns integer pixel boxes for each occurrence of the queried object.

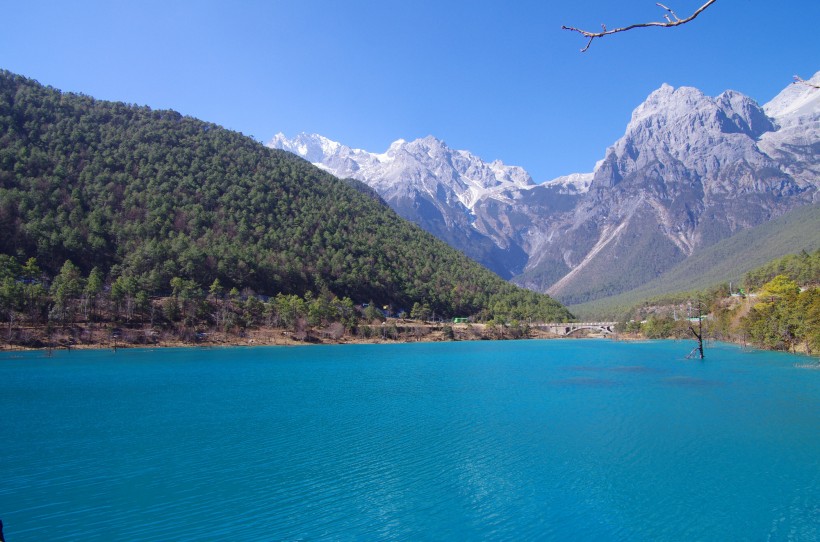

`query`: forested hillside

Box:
[0,69,571,325]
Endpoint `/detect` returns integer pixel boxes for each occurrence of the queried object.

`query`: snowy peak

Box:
[268,132,344,163]
[267,132,390,179]
[363,135,534,192]
[590,82,779,190]
[763,71,820,122]
[544,172,593,194]
[268,133,536,208]
[630,84,706,125]
[757,71,820,188]
[626,83,773,140]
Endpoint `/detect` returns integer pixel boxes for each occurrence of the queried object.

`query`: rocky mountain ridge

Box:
[269,72,820,303]
[269,132,539,277]
[520,73,819,303]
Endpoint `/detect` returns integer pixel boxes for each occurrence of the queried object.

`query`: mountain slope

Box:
[0,69,571,321]
[570,203,820,319]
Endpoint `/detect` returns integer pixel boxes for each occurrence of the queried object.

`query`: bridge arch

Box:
[542,322,617,336]
[565,324,614,336]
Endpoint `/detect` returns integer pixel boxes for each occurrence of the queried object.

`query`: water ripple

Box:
[1,342,819,540]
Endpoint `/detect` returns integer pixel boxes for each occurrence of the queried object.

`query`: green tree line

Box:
[0,254,565,346]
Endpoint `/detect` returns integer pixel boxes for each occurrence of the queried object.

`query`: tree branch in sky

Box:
[562,0,718,52]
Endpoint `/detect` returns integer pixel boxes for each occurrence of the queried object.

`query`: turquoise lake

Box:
[1,340,819,540]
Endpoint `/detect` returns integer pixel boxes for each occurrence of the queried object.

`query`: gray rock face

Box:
[516,74,819,303]
[268,73,819,303]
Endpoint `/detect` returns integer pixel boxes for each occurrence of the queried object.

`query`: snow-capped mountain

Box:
[269,73,819,303]
[268,133,535,211]
[268,133,539,278]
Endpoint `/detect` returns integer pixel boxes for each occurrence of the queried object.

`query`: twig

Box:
[562,0,719,52]
[656,3,681,22]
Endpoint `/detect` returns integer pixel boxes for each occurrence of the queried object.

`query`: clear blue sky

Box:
[1,1,817,182]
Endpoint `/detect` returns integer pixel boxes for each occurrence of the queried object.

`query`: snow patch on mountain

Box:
[267,133,536,211]
[544,172,593,194]
[763,71,820,121]
[757,71,820,190]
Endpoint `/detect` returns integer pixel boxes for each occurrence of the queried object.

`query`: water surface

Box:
[1,340,818,540]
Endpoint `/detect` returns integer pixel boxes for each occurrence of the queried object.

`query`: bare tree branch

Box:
[793,75,820,89]
[563,0,719,52]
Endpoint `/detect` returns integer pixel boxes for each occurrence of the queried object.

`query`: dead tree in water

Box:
[687,301,705,359]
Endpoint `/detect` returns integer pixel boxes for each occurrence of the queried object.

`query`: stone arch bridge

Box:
[540,322,618,336]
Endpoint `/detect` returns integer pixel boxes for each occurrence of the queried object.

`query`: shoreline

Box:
[2,331,817,361]
[0,321,622,352]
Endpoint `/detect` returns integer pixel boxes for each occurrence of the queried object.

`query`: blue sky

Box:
[1,1,817,181]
